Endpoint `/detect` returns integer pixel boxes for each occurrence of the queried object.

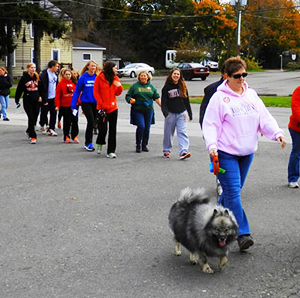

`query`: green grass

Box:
[9,86,291,108]
[190,96,292,108]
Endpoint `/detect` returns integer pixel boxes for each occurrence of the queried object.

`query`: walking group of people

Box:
[2,56,300,252]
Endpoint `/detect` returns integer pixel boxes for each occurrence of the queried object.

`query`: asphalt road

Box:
[1,73,299,298]
[122,70,300,97]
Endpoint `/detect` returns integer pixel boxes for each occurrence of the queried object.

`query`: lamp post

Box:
[230,0,247,57]
[279,55,283,71]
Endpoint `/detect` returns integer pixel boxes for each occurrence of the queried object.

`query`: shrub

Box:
[286,62,300,70]
[244,56,262,71]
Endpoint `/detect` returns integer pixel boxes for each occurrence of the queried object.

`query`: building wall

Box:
[72,50,104,72]
[0,22,72,77]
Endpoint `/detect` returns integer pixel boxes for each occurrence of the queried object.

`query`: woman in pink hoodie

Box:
[202,57,286,251]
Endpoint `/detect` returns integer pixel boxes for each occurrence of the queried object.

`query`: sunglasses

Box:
[232,72,248,79]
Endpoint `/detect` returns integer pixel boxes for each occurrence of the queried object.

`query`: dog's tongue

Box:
[219,240,226,247]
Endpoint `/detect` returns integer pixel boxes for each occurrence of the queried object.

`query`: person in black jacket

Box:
[15,63,42,144]
[199,64,225,196]
[0,67,13,121]
[38,60,59,136]
[199,63,225,128]
[161,68,192,160]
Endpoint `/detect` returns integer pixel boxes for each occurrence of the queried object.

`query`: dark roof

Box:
[73,39,106,50]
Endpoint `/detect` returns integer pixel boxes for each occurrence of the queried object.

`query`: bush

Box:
[286,62,300,70]
[243,56,262,71]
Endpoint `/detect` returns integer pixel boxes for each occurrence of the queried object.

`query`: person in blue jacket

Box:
[71,60,99,151]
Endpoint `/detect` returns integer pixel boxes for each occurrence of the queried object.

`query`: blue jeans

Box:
[288,128,300,183]
[163,112,189,155]
[217,150,254,236]
[131,109,154,147]
[0,95,9,119]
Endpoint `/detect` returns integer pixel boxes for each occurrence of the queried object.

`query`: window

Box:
[83,53,91,61]
[30,24,34,39]
[52,49,60,62]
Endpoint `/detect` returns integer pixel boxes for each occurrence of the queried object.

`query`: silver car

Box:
[117,63,155,78]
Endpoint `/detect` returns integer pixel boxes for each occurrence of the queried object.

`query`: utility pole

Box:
[230,0,247,57]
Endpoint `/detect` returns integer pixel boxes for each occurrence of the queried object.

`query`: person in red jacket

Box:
[94,61,123,158]
[288,86,300,188]
[55,69,79,143]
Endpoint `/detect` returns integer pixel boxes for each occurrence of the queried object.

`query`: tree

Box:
[0,0,23,75]
[0,0,68,74]
[242,0,300,67]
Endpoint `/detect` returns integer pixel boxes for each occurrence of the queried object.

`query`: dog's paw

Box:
[219,256,228,269]
[202,263,214,274]
[174,250,182,256]
[189,253,197,265]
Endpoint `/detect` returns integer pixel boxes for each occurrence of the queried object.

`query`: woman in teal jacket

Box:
[125,72,161,153]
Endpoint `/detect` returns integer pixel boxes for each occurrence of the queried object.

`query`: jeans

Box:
[131,108,154,147]
[0,95,9,119]
[81,102,97,146]
[163,112,189,156]
[217,150,254,236]
[40,99,57,130]
[288,128,300,183]
[97,109,118,154]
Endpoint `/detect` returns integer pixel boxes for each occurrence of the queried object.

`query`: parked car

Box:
[117,63,155,78]
[200,59,219,72]
[177,63,209,81]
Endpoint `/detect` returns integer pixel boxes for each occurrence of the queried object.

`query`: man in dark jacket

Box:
[39,60,59,136]
[199,63,225,128]
[199,63,225,196]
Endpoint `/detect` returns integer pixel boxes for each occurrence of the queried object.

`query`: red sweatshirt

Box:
[289,86,300,133]
[93,72,123,113]
[55,78,76,108]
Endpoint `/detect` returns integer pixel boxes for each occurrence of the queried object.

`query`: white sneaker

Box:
[288,182,299,188]
[106,153,117,159]
[48,129,58,136]
[40,126,47,134]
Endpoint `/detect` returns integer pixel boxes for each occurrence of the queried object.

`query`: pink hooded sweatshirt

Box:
[202,80,284,156]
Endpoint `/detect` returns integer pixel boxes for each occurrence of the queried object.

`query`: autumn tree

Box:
[192,0,237,61]
[242,0,300,67]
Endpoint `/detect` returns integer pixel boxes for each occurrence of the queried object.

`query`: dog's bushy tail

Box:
[178,187,209,204]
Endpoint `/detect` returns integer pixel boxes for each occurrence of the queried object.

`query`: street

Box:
[122,70,300,97]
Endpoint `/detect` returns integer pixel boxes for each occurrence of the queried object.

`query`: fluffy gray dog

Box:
[169,187,238,273]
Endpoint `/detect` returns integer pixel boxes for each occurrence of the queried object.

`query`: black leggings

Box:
[97,109,118,154]
[81,102,97,146]
[24,99,39,139]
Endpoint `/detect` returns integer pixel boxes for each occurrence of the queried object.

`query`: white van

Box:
[165,50,179,68]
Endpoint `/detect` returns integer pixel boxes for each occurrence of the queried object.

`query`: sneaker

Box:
[97,144,103,154]
[136,145,141,153]
[288,182,299,188]
[57,122,62,129]
[40,126,46,134]
[3,118,9,121]
[163,152,170,158]
[180,152,191,160]
[73,136,80,144]
[30,138,36,144]
[84,143,95,151]
[48,129,58,136]
[64,136,71,143]
[25,132,31,140]
[238,235,254,251]
[142,146,149,152]
[106,153,117,158]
